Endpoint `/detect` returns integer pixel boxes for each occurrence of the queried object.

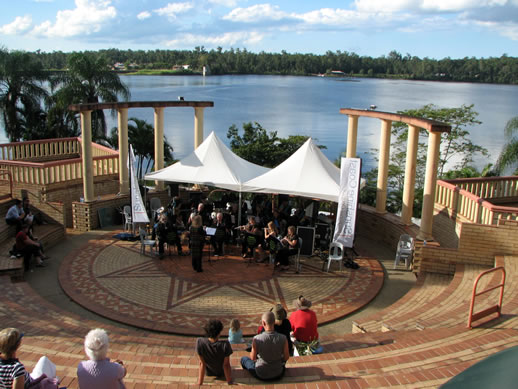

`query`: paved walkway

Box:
[58,231,383,336]
[26,227,415,337]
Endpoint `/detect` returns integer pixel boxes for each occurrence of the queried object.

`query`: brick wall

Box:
[356,204,419,252]
[414,220,518,275]
[432,205,460,249]
[73,195,130,231]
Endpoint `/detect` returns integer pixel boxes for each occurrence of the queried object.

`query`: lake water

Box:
[3,75,518,172]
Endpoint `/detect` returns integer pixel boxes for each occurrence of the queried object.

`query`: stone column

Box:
[401,124,419,225]
[418,131,441,240]
[154,107,165,191]
[117,108,129,195]
[80,111,94,202]
[346,115,359,158]
[376,119,392,213]
[194,107,205,149]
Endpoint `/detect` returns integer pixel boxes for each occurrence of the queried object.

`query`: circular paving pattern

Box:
[59,233,384,336]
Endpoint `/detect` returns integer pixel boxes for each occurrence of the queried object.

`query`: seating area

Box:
[0,213,516,388]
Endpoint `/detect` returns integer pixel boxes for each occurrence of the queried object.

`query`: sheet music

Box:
[205,227,217,236]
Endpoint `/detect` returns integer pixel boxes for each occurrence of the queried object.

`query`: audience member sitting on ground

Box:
[228,319,245,344]
[5,200,25,233]
[241,311,289,381]
[0,327,59,388]
[196,319,233,385]
[276,226,299,270]
[16,223,45,271]
[289,296,319,349]
[21,197,35,230]
[258,304,294,356]
[77,328,126,389]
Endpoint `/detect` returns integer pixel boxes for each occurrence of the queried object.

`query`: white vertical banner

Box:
[129,145,150,224]
[333,158,361,248]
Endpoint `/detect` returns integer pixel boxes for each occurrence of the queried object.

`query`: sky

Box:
[0,0,517,59]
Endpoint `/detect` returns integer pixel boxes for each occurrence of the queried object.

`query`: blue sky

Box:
[1,0,517,58]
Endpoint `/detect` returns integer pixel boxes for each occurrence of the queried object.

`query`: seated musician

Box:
[211,212,228,257]
[276,226,299,270]
[155,213,169,259]
[262,221,280,262]
[239,216,263,258]
[188,202,210,227]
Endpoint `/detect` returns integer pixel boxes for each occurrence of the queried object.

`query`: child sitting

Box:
[228,319,245,344]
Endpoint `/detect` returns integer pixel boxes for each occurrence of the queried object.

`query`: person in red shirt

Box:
[289,296,319,344]
[16,224,45,271]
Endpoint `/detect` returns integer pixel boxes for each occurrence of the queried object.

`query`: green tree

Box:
[494,116,518,175]
[107,117,174,180]
[0,49,49,141]
[227,122,325,167]
[51,52,130,142]
[359,104,489,217]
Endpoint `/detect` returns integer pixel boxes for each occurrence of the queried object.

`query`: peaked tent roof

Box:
[242,138,341,202]
[144,131,270,192]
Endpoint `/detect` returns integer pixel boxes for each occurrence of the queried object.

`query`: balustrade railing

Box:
[0,138,119,185]
[436,177,518,226]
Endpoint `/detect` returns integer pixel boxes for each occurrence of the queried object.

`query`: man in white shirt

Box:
[5,199,25,233]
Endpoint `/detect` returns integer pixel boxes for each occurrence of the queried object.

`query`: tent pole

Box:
[238,192,242,227]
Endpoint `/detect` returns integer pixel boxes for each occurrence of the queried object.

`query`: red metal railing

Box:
[467,266,506,328]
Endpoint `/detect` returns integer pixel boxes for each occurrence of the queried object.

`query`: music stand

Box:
[205,227,216,264]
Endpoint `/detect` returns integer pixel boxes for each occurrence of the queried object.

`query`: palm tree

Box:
[51,52,130,142]
[0,49,49,141]
[107,117,174,180]
[495,116,518,175]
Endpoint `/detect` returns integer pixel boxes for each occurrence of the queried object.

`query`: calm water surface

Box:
[3,75,518,172]
[115,75,518,172]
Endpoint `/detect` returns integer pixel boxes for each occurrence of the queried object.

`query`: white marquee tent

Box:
[144,131,270,192]
[242,138,343,202]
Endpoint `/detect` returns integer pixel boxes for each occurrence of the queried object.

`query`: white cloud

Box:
[0,15,33,35]
[296,8,368,25]
[223,4,288,22]
[164,31,265,47]
[475,19,518,39]
[154,2,194,19]
[137,11,151,20]
[208,0,238,7]
[355,0,509,13]
[31,0,116,38]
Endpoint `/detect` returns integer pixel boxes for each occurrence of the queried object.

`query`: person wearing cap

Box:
[0,328,58,388]
[241,311,289,381]
[289,296,319,344]
[258,304,294,356]
[77,328,126,389]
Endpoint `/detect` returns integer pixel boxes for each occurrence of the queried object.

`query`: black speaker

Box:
[296,226,315,256]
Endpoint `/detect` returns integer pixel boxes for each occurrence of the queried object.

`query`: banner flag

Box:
[333,158,361,248]
[129,145,149,224]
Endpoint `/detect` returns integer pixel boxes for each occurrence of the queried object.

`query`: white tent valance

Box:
[144,131,270,192]
[242,138,342,202]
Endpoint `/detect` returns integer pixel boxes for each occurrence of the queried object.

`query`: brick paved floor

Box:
[59,233,384,336]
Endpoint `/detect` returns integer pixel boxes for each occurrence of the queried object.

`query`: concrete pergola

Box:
[340,108,451,241]
[69,100,214,201]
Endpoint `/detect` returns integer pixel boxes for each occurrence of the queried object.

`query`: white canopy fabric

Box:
[242,138,342,202]
[144,131,270,192]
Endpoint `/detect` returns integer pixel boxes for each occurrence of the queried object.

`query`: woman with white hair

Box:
[77,328,126,389]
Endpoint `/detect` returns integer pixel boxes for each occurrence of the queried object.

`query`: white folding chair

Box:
[393,234,414,269]
[139,227,156,256]
[123,205,133,232]
[326,241,344,272]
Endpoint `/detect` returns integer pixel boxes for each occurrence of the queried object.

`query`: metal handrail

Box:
[467,266,506,328]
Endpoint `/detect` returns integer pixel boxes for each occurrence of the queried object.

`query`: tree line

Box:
[29,47,518,84]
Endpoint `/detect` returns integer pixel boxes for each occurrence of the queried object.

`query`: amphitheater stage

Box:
[59,232,384,336]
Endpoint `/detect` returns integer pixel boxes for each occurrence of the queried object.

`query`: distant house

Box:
[172,64,190,71]
[112,62,126,71]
